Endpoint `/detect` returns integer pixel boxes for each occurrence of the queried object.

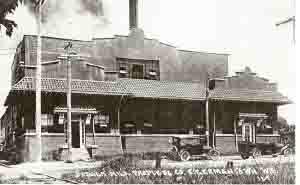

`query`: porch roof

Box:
[10,77,129,95]
[5,77,291,105]
[210,88,291,104]
[117,78,206,100]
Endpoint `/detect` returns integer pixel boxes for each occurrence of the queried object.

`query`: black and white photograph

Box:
[0,0,296,184]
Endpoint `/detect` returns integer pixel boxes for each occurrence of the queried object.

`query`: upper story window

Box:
[117,57,160,80]
[131,64,144,79]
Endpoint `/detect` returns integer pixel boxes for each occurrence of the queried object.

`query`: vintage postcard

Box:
[0,0,296,184]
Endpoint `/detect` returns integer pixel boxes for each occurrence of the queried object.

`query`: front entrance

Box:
[72,121,81,148]
[242,123,255,143]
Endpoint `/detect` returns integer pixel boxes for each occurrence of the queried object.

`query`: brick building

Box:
[0,0,290,162]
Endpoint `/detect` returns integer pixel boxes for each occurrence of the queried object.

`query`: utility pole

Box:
[64,42,74,162]
[58,43,76,162]
[276,16,295,44]
[205,75,210,147]
[35,0,44,162]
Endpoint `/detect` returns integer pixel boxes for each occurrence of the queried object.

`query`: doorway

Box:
[71,121,80,148]
[242,123,255,143]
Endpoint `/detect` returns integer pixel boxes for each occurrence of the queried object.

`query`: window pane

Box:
[131,64,144,79]
[94,113,110,133]
[41,114,48,126]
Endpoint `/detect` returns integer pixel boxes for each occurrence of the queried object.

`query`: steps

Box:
[59,147,91,162]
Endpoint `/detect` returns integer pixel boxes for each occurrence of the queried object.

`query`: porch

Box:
[1,77,289,161]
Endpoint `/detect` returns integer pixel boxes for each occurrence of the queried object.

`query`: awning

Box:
[239,113,268,119]
[53,107,98,114]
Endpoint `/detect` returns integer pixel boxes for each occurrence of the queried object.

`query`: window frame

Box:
[116,58,159,80]
[93,113,110,133]
[130,63,145,79]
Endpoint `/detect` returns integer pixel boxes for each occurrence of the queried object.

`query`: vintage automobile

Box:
[238,141,294,159]
[168,136,220,161]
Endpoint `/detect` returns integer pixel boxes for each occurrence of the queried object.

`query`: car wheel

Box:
[241,154,249,159]
[180,150,191,161]
[283,148,293,156]
[208,149,221,160]
[252,148,262,159]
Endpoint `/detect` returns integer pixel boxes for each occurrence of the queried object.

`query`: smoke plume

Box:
[79,0,104,16]
[22,0,110,39]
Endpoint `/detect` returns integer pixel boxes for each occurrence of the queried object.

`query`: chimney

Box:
[129,0,138,29]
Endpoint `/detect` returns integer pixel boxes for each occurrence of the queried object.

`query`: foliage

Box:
[273,116,289,130]
[0,0,44,37]
[0,0,22,37]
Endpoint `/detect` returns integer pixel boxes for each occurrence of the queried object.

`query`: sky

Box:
[0,0,296,124]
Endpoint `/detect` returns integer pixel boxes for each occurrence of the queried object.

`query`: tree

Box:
[0,0,22,37]
[273,116,289,131]
[0,0,44,37]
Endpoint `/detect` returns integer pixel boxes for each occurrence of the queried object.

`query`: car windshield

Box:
[180,138,201,145]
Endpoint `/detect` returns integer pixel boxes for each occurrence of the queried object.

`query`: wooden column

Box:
[253,124,256,143]
[205,98,210,147]
[213,104,216,148]
[92,115,96,145]
[117,96,124,134]
[83,116,86,146]
[234,116,238,152]
[79,116,83,148]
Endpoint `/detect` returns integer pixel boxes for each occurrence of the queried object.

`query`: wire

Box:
[0,48,17,51]
[0,53,15,55]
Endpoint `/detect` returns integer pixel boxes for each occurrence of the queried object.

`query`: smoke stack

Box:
[129,0,138,29]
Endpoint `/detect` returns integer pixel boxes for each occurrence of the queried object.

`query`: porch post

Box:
[117,96,123,153]
[83,116,86,146]
[79,116,83,148]
[234,116,238,152]
[253,124,256,143]
[117,95,124,134]
[117,107,120,134]
[92,115,96,145]
[213,105,216,148]
[205,97,210,147]
[205,77,210,147]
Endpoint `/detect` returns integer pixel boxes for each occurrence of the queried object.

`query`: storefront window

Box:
[141,121,152,134]
[257,119,273,134]
[41,114,54,132]
[121,121,137,134]
[93,113,110,133]
[48,114,64,133]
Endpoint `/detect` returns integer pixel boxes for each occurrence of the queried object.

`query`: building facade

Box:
[0,0,290,162]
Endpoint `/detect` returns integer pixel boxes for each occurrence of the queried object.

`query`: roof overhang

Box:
[3,77,292,106]
[210,97,292,105]
[210,88,292,105]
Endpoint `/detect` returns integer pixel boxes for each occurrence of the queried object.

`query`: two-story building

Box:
[1,0,290,162]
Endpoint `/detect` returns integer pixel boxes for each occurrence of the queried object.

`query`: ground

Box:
[0,155,295,184]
